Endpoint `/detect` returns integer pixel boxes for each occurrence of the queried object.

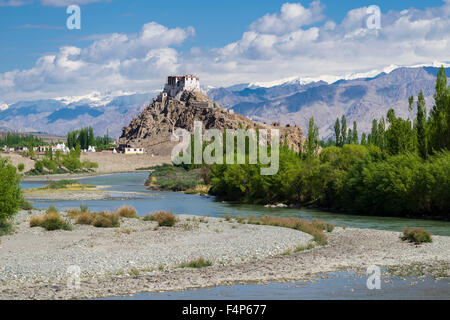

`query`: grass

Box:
[20,199,33,210]
[30,207,73,231]
[177,257,212,269]
[143,211,177,227]
[400,228,433,244]
[244,216,334,246]
[145,164,205,192]
[0,220,14,236]
[281,243,316,256]
[116,206,138,218]
[185,184,210,196]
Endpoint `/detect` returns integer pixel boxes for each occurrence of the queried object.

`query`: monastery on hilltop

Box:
[158,74,202,101]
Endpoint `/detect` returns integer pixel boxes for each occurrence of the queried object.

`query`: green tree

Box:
[352,121,358,144]
[340,115,347,146]
[306,117,319,158]
[334,118,341,147]
[416,91,428,160]
[0,158,22,222]
[360,133,367,146]
[428,66,450,152]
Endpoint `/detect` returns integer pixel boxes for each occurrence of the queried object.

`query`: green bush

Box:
[401,228,433,244]
[0,158,22,223]
[20,199,33,210]
[177,257,212,269]
[17,163,25,172]
[0,220,14,236]
[34,160,44,173]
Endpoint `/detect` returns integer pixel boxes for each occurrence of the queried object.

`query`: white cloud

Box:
[2,1,450,102]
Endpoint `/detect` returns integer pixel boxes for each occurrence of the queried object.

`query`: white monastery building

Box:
[161,74,201,100]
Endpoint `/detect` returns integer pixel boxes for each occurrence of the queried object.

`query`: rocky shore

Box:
[0,210,449,300]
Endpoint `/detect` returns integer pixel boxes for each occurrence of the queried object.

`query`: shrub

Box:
[75,212,96,225]
[30,211,73,231]
[92,215,113,228]
[95,212,120,228]
[144,211,177,227]
[34,160,44,173]
[46,205,59,215]
[0,220,14,236]
[67,208,81,219]
[116,206,138,218]
[244,216,333,246]
[20,199,33,210]
[401,228,433,244]
[177,257,212,269]
[0,158,22,223]
[80,204,89,213]
[17,163,25,172]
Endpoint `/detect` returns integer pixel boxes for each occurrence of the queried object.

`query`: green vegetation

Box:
[145,164,204,191]
[401,228,433,244]
[17,163,25,172]
[0,132,45,148]
[30,207,73,231]
[177,257,212,269]
[27,146,98,175]
[0,157,22,228]
[244,216,333,245]
[20,199,33,210]
[0,220,14,236]
[67,126,114,151]
[144,211,177,227]
[209,67,450,219]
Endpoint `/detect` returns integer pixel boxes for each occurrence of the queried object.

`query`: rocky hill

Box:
[119,91,304,156]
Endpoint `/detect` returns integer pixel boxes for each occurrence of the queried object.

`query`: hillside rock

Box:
[119,91,304,156]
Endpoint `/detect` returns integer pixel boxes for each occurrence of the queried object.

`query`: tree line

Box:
[67,127,113,150]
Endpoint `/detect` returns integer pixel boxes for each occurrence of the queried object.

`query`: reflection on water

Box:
[102,272,450,300]
[21,172,450,236]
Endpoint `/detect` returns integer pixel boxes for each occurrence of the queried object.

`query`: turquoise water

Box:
[21,171,450,236]
[103,272,450,300]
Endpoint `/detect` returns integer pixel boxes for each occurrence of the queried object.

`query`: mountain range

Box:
[207,66,449,139]
[0,66,448,139]
[0,92,154,138]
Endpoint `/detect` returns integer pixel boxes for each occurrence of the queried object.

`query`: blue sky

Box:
[1,0,449,103]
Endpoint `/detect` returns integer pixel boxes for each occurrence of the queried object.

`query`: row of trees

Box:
[67,127,113,151]
[326,68,449,160]
[0,133,45,148]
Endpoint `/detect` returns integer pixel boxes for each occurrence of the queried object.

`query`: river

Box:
[21,171,450,236]
[20,172,450,300]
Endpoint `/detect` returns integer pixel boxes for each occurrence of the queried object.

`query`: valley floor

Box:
[0,210,448,299]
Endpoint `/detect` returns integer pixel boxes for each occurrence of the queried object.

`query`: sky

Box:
[0,0,449,103]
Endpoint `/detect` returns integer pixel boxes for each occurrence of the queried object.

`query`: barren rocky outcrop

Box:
[119,91,305,156]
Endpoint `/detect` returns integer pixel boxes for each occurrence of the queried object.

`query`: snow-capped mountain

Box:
[0,92,155,138]
[207,66,449,139]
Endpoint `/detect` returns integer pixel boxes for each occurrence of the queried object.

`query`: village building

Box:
[118,144,144,154]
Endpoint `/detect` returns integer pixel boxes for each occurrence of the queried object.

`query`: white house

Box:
[124,147,144,155]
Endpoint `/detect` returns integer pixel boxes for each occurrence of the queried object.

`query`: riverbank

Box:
[0,209,448,299]
[15,153,171,182]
